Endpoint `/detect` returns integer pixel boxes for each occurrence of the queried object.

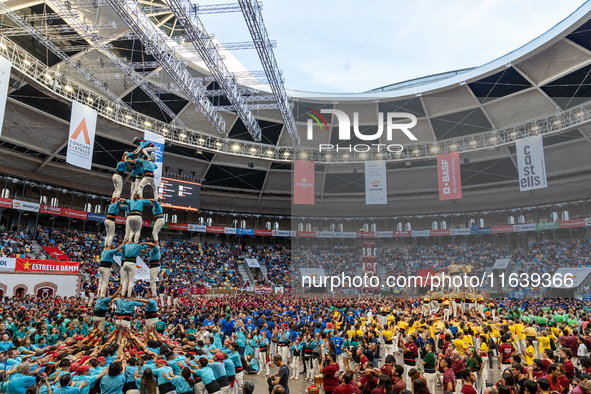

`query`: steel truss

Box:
[105,0,226,134]
[46,0,185,127]
[4,31,591,165]
[0,21,116,36]
[238,0,299,146]
[164,0,262,140]
[23,11,81,21]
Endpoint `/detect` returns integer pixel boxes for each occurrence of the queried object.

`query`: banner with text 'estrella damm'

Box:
[293,160,314,205]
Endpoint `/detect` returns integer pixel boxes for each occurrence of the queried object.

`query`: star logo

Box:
[23,260,31,270]
[301,177,307,183]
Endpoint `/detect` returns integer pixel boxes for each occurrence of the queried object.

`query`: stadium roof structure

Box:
[1,0,591,215]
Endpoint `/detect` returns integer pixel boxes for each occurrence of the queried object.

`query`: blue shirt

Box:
[0,341,14,352]
[120,244,148,260]
[113,299,144,315]
[126,199,150,213]
[146,300,158,313]
[107,202,122,216]
[136,159,157,173]
[94,297,111,312]
[115,161,128,173]
[100,249,120,263]
[53,386,80,394]
[170,377,191,394]
[223,359,235,377]
[152,201,163,215]
[72,375,99,394]
[100,374,125,394]
[331,336,344,355]
[7,374,37,394]
[193,367,217,385]
[149,247,161,261]
[152,366,173,386]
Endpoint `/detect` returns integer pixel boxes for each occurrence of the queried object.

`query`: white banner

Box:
[493,259,511,270]
[412,230,431,237]
[66,101,97,170]
[12,200,39,212]
[144,130,165,187]
[365,161,387,205]
[245,258,260,268]
[188,224,207,232]
[113,256,150,281]
[513,223,536,232]
[334,232,357,238]
[272,230,290,237]
[450,228,470,235]
[375,231,393,238]
[224,227,237,235]
[0,56,11,136]
[0,257,16,270]
[316,231,334,238]
[551,267,591,289]
[586,218,591,227]
[516,135,547,191]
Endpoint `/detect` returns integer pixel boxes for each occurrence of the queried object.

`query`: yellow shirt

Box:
[538,336,551,353]
[480,334,490,352]
[514,323,525,340]
[455,338,466,356]
[464,335,474,347]
[522,327,537,337]
[398,321,408,333]
[383,330,394,342]
[491,325,501,338]
[524,345,535,365]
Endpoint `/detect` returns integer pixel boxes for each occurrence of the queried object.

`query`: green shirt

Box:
[467,354,483,370]
[423,351,436,370]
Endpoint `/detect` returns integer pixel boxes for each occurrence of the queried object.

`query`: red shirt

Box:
[542,359,551,373]
[322,363,340,392]
[498,343,515,364]
[334,385,356,394]
[392,378,406,394]
[564,360,575,379]
[461,384,478,394]
[557,376,570,392]
[443,369,456,391]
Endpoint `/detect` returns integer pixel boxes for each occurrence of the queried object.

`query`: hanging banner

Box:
[536,222,560,230]
[12,200,39,213]
[492,225,514,233]
[62,208,87,220]
[412,230,431,237]
[431,229,450,236]
[560,219,586,228]
[272,230,290,237]
[0,56,11,136]
[237,228,255,235]
[113,255,150,281]
[207,226,225,234]
[316,231,334,238]
[188,224,207,232]
[293,160,314,205]
[169,223,188,231]
[245,259,260,268]
[0,257,16,270]
[513,223,536,232]
[144,130,165,189]
[334,232,357,238]
[40,205,63,215]
[66,101,97,170]
[437,152,462,200]
[516,135,547,191]
[365,161,387,205]
[15,258,79,273]
[42,246,69,261]
[450,228,470,236]
[375,231,393,238]
[393,231,412,237]
[0,198,11,208]
[87,212,107,222]
[255,229,272,236]
[224,227,237,235]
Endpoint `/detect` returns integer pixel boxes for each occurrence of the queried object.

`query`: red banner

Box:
[62,208,87,219]
[40,205,63,215]
[293,160,314,205]
[492,225,514,233]
[0,198,11,208]
[437,152,462,201]
[15,258,79,273]
[115,216,126,224]
[430,229,450,236]
[142,219,151,227]
[298,231,316,238]
[42,246,69,261]
[357,232,375,238]
[255,229,272,236]
[560,219,586,228]
[393,231,412,237]
[207,226,225,234]
[169,223,188,231]
[191,287,206,294]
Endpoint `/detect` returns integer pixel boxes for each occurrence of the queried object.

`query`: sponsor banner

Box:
[334,232,357,238]
[0,56,11,137]
[188,224,207,232]
[224,227,237,235]
[365,161,388,205]
[42,246,69,261]
[245,259,260,268]
[12,200,39,213]
[450,228,470,236]
[144,131,165,188]
[272,230,290,237]
[536,221,560,230]
[254,286,273,294]
[393,231,412,237]
[298,231,317,238]
[437,152,462,200]
[516,135,547,191]
[15,258,79,274]
[375,231,393,238]
[290,230,298,237]
[207,226,225,234]
[87,212,106,222]
[274,286,284,294]
[493,259,511,270]
[586,218,591,227]
[357,232,375,238]
[431,229,450,236]
[412,230,431,237]
[316,231,334,238]
[169,223,188,231]
[62,208,87,220]
[142,219,151,227]
[513,223,536,232]
[190,287,207,295]
[113,256,150,281]
[293,160,314,205]
[492,225,514,234]
[0,257,16,270]
[66,101,97,170]
[40,205,63,216]
[0,197,11,208]
[560,219,586,228]
[470,226,491,235]
[238,228,255,235]
[255,229,272,236]
[115,216,126,225]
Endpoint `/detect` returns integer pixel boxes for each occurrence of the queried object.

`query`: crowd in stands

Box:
[0,225,34,258]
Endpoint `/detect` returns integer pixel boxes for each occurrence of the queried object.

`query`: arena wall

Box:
[0,272,81,298]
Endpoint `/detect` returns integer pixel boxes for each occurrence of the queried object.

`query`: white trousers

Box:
[279,345,289,364]
[131,178,141,197]
[121,262,136,297]
[112,174,123,199]
[126,215,142,243]
[291,355,300,378]
[98,267,111,298]
[194,382,205,394]
[258,350,269,375]
[443,308,451,321]
[232,371,243,394]
[94,316,105,331]
[135,176,158,200]
[480,357,489,393]
[305,357,314,380]
[425,372,437,394]
[384,343,394,358]
[104,219,116,246]
[153,218,165,242]
[149,266,160,296]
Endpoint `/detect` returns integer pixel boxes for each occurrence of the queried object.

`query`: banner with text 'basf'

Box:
[516,135,547,191]
[293,160,314,205]
[66,101,97,170]
[365,160,387,205]
[0,56,11,136]
[437,152,462,200]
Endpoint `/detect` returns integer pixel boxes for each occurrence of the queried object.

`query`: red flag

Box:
[437,152,462,201]
[42,246,70,261]
[293,160,314,205]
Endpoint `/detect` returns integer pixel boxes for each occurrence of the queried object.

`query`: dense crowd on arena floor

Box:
[1,292,591,394]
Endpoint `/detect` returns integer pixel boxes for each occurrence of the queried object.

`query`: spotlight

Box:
[248,162,254,168]
[464,158,470,164]
[405,161,411,168]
